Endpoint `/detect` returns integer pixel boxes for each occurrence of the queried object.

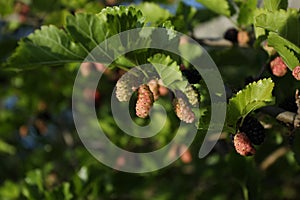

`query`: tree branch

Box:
[260,106,300,128]
[258,89,300,128]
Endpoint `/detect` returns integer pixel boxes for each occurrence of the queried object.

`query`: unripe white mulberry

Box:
[173,97,195,123]
[184,85,198,106]
[116,68,143,102]
[147,79,160,101]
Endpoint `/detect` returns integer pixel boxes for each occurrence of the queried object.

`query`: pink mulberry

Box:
[173,97,195,123]
[270,56,287,77]
[136,84,154,118]
[233,132,256,156]
[292,66,300,80]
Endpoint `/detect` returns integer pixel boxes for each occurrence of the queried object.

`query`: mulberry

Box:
[240,116,265,145]
[136,84,154,118]
[116,68,143,102]
[184,85,199,106]
[270,56,287,77]
[233,132,256,156]
[237,31,250,46]
[147,79,160,101]
[173,97,195,123]
[292,66,300,80]
[224,28,238,43]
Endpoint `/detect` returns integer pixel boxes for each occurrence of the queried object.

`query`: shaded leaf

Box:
[0,139,16,155]
[25,169,43,192]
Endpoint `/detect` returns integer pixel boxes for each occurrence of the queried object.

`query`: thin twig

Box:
[259,146,289,171]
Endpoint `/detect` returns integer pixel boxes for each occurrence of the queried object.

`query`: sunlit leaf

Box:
[227,78,275,127]
[196,0,231,16]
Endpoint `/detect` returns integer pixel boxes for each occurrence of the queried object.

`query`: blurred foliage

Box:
[0,0,300,200]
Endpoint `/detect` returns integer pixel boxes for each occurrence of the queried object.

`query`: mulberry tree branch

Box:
[257,90,300,128]
[260,106,300,128]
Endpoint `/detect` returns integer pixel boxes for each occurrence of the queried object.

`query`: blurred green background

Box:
[0,0,300,199]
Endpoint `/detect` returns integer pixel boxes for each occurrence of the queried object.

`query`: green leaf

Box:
[148,54,188,91]
[43,10,70,27]
[0,181,20,199]
[196,0,231,16]
[254,8,300,45]
[227,78,275,127]
[137,2,171,24]
[0,139,16,155]
[97,6,144,32]
[62,182,73,200]
[253,9,267,38]
[7,25,86,68]
[267,33,300,70]
[6,6,146,69]
[263,0,288,11]
[25,169,43,192]
[66,13,109,52]
[237,0,257,26]
[0,0,14,16]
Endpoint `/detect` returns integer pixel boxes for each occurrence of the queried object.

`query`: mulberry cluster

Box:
[233,132,256,156]
[116,73,198,122]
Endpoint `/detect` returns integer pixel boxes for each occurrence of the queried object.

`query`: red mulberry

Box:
[136,84,154,118]
[233,132,256,156]
[292,66,300,80]
[270,56,287,77]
